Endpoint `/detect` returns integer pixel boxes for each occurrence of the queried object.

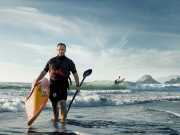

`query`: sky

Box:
[0,0,180,82]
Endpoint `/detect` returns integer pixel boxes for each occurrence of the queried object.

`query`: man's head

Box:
[57,42,66,56]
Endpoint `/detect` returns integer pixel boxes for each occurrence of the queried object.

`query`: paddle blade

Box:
[83,69,92,78]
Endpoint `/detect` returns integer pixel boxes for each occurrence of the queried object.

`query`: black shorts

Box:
[49,79,69,104]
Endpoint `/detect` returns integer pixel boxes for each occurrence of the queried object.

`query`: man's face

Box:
[57,45,66,56]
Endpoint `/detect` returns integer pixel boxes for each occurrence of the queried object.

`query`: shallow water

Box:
[0,83,180,134]
[0,102,180,135]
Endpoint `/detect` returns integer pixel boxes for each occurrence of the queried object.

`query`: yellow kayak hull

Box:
[25,78,49,126]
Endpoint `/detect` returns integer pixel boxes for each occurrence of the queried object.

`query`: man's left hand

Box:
[76,86,80,92]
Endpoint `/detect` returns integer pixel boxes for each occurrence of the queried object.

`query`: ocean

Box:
[0,82,180,135]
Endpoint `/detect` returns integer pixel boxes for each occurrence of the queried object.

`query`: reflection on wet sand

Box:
[27,122,79,135]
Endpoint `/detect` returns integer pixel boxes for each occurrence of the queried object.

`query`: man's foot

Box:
[51,116,60,123]
[60,118,66,124]
[53,121,61,128]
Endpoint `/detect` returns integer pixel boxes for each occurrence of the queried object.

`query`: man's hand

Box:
[32,70,47,90]
[73,72,80,92]
[32,81,40,89]
[41,88,49,96]
[76,86,80,92]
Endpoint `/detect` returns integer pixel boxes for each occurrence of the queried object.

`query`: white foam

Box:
[1,89,180,111]
[0,98,24,112]
[164,110,180,117]
[128,83,180,91]
[148,108,180,118]
[66,91,180,107]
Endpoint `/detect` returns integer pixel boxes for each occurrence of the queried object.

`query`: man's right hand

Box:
[32,70,47,90]
[76,86,80,92]
[41,89,49,96]
[32,81,40,90]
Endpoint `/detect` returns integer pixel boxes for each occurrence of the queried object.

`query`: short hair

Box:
[57,42,66,49]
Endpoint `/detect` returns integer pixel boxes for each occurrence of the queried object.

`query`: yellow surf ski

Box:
[25,78,49,126]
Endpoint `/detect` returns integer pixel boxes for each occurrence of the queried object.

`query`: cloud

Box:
[0,41,54,68]
[0,62,38,82]
[0,7,71,34]
[0,5,180,82]
[0,6,111,49]
[1,37,179,82]
[66,43,180,81]
[3,5,179,53]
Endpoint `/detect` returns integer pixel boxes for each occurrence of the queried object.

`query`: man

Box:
[33,42,79,124]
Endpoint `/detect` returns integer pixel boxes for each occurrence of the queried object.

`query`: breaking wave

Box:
[1,90,180,113]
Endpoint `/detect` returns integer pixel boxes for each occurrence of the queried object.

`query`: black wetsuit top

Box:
[44,55,77,102]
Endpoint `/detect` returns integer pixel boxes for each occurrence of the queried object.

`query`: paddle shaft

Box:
[67,77,85,114]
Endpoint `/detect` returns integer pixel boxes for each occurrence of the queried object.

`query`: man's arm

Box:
[73,72,80,91]
[34,70,47,87]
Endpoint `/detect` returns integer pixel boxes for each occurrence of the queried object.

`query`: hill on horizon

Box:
[165,77,180,84]
[157,75,180,83]
[136,74,160,84]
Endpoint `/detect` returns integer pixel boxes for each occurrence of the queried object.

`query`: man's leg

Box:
[49,80,60,123]
[52,101,60,122]
[59,100,67,123]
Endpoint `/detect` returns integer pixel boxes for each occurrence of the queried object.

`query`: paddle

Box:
[67,69,92,115]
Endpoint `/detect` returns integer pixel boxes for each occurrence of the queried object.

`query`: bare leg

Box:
[60,100,67,123]
[52,101,59,122]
